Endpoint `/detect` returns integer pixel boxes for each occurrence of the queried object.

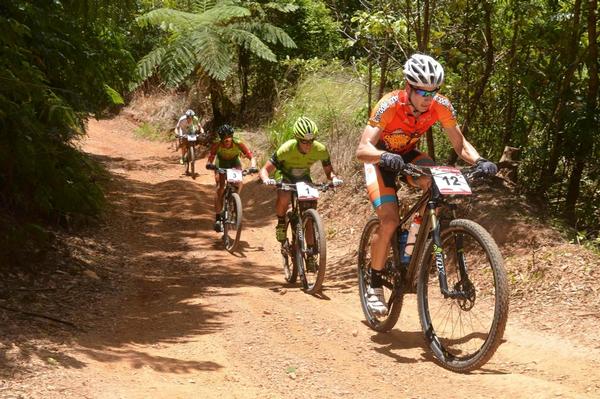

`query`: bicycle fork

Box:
[429,201,470,300]
[295,217,307,280]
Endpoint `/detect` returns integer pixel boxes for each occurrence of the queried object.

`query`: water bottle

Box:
[404,214,422,262]
[397,229,409,264]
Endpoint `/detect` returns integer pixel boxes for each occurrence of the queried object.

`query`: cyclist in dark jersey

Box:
[259,117,343,268]
[206,124,257,232]
[356,54,498,315]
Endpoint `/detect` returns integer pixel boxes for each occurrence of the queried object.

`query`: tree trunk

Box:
[448,0,494,165]
[367,59,373,117]
[564,160,585,224]
[238,48,250,116]
[538,0,583,194]
[502,10,521,147]
[377,48,389,101]
[563,0,598,224]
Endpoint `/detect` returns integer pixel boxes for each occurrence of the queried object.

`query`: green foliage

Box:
[132,2,297,87]
[134,122,170,141]
[267,60,366,149]
[0,1,134,231]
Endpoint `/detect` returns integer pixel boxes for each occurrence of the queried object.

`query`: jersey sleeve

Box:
[432,95,458,128]
[315,143,331,166]
[368,92,398,129]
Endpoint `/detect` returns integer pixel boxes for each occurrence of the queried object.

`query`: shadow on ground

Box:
[0,153,282,377]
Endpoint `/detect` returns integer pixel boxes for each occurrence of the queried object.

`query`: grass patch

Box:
[262,62,368,182]
[134,122,170,142]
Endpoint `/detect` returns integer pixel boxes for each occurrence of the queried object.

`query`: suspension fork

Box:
[221,186,231,220]
[291,195,307,278]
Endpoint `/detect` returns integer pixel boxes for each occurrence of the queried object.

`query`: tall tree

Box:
[132,1,296,122]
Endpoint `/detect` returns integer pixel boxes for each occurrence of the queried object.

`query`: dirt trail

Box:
[4,116,600,399]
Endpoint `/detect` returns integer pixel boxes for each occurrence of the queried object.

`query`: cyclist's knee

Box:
[379,217,399,235]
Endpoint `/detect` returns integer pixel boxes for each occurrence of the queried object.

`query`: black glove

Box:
[379,152,405,172]
[475,158,498,176]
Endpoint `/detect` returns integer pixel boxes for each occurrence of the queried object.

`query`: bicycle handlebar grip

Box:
[206,163,216,170]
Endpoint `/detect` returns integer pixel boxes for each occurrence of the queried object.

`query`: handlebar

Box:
[206,164,259,176]
[274,182,334,192]
[395,164,486,181]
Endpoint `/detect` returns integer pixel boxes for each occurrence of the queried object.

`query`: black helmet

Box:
[218,124,234,139]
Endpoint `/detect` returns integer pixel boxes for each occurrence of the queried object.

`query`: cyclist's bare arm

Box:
[443,125,481,165]
[259,160,276,182]
[322,164,338,181]
[356,124,385,163]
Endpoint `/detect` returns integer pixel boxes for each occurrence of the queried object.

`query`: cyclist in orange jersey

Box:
[355,53,498,315]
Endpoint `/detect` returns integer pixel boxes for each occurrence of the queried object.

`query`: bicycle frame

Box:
[396,176,470,299]
[279,184,308,281]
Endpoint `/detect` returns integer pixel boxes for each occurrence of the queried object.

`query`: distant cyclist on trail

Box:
[259,116,343,268]
[206,124,257,233]
[355,53,498,316]
[175,109,204,165]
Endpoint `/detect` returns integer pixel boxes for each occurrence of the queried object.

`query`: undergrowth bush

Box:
[264,61,367,181]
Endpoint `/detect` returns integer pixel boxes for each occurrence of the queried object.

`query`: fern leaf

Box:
[159,42,197,87]
[224,28,276,62]
[263,2,299,13]
[136,8,198,31]
[103,84,124,105]
[188,29,233,80]
[130,47,166,90]
[236,22,296,48]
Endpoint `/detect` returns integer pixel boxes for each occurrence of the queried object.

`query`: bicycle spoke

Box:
[417,219,508,372]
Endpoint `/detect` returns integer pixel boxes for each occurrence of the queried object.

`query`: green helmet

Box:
[293,116,318,140]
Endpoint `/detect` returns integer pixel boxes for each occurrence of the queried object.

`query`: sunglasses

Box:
[410,85,439,97]
[299,139,314,145]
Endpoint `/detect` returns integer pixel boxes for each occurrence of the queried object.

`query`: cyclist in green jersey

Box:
[206,124,257,232]
[259,117,343,267]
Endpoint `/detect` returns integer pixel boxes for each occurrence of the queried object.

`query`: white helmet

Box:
[403,54,444,90]
[185,109,195,117]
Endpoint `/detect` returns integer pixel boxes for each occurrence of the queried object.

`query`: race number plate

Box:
[186,134,197,142]
[430,166,472,195]
[296,182,320,201]
[226,169,243,183]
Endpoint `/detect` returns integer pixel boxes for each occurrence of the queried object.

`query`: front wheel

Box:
[357,217,403,332]
[416,219,509,372]
[296,208,326,294]
[282,211,298,283]
[222,192,242,252]
[188,145,195,176]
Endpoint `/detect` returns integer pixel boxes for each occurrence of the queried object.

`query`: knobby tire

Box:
[223,192,242,253]
[416,219,509,372]
[357,216,403,332]
[299,209,327,294]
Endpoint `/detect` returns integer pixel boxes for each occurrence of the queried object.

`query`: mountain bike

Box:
[207,165,258,252]
[357,164,509,372]
[276,182,334,294]
[181,132,199,178]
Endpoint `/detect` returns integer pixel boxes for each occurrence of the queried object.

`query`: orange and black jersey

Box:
[368,90,457,155]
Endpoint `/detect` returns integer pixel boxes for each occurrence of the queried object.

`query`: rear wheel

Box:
[282,211,298,283]
[297,208,327,294]
[416,219,509,372]
[357,217,403,332]
[222,192,242,252]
